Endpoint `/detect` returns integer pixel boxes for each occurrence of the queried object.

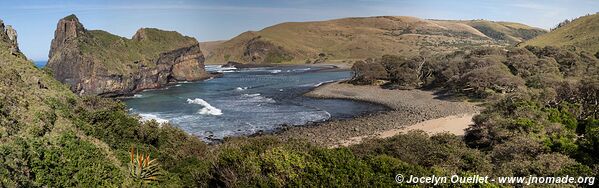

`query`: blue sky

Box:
[1,0,598,61]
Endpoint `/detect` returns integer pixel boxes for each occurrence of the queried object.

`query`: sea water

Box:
[123,65,387,140]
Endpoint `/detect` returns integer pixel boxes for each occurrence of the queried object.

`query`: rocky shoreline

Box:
[273,82,482,147]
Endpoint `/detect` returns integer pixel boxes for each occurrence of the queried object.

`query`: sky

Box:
[0,0,598,61]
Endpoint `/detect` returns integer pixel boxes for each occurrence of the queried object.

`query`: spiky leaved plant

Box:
[129,146,161,186]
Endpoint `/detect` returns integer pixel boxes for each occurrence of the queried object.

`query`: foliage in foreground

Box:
[1,24,598,187]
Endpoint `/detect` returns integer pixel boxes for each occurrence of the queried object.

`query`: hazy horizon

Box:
[1,0,598,61]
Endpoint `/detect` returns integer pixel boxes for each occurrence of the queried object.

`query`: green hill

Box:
[1,16,598,187]
[521,13,599,54]
[204,16,545,64]
[452,20,546,42]
[0,18,211,187]
[47,15,209,96]
[77,28,199,74]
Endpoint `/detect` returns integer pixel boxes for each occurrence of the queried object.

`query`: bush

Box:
[349,59,387,85]
[450,63,525,98]
[29,132,123,187]
[576,128,599,164]
[351,131,492,175]
[379,55,426,89]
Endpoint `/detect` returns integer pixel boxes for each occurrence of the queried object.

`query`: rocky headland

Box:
[47,14,212,97]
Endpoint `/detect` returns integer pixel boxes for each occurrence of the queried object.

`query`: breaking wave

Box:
[314,80,337,87]
[187,98,223,116]
[138,113,169,124]
[242,93,275,103]
[205,65,237,73]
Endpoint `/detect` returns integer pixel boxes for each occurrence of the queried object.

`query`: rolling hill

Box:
[521,13,599,54]
[203,16,546,64]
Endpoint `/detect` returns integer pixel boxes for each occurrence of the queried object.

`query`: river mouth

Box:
[122,65,387,141]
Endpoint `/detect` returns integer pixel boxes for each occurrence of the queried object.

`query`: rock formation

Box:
[47,14,211,96]
[0,19,20,55]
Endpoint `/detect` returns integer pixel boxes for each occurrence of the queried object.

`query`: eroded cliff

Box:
[47,14,211,96]
[0,19,21,57]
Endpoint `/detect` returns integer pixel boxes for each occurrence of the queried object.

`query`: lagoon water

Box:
[123,65,386,140]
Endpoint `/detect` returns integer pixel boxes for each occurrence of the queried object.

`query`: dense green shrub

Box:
[350,46,598,100]
[350,59,387,85]
[0,132,124,187]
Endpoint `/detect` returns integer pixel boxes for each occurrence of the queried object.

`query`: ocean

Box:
[34,60,46,68]
[122,65,387,140]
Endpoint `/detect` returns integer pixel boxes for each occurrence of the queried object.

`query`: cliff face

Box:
[47,14,210,96]
[0,19,21,56]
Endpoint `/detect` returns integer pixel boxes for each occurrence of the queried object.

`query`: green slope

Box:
[78,28,198,74]
[204,16,546,64]
[522,13,599,54]
[455,20,546,42]
[0,20,210,187]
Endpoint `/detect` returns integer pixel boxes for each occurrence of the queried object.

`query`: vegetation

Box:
[129,146,161,185]
[456,20,546,42]
[350,46,598,99]
[204,16,545,64]
[522,12,599,55]
[77,28,198,74]
[346,45,599,186]
[0,15,596,187]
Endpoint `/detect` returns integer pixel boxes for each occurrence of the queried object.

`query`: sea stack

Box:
[47,14,210,96]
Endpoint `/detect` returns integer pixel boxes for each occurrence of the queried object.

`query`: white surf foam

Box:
[187,98,223,116]
[270,69,282,74]
[314,80,337,87]
[242,93,275,103]
[294,68,311,72]
[235,87,248,91]
[138,113,169,124]
[206,65,237,73]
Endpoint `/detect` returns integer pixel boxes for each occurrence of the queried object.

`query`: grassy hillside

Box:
[521,13,599,54]
[1,17,598,186]
[454,20,546,42]
[0,21,212,186]
[199,40,224,64]
[205,16,545,64]
[78,28,199,74]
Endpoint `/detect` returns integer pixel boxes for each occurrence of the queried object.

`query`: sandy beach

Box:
[276,82,482,147]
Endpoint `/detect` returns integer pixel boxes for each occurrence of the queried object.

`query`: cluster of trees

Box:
[351,46,599,99]
[347,46,599,186]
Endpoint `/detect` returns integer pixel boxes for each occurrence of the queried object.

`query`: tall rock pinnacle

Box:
[0,19,21,55]
[49,14,86,58]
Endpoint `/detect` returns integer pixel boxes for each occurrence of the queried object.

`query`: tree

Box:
[350,59,387,85]
[578,77,599,119]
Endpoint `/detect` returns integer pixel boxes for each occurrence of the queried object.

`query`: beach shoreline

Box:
[274,82,482,147]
